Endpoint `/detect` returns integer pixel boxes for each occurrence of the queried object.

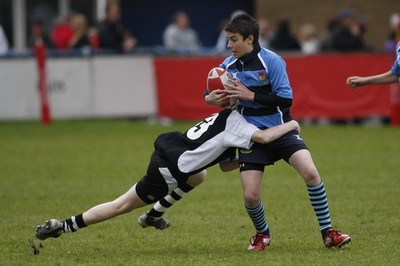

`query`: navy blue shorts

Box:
[238,130,307,171]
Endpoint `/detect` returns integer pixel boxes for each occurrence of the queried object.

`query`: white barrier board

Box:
[0,55,156,121]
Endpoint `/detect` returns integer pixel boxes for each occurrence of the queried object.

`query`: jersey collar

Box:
[238,43,261,63]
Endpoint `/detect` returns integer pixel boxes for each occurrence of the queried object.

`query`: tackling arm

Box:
[251,120,300,144]
[217,120,300,172]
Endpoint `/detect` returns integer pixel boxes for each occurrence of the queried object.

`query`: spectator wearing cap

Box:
[331,8,367,51]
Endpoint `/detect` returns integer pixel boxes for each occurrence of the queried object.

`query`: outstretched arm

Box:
[347,71,399,88]
[251,120,300,144]
[219,120,300,172]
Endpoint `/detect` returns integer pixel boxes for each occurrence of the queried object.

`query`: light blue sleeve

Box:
[266,54,293,99]
[390,41,400,77]
[220,56,235,69]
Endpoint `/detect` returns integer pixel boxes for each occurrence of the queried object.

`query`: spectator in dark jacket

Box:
[331,8,367,51]
[97,3,137,53]
[270,18,301,51]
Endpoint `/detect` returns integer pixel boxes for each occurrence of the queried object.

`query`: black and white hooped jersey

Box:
[154,109,259,176]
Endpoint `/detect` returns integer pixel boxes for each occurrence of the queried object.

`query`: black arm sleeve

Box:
[253,93,292,107]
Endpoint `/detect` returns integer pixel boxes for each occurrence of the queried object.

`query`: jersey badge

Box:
[258,71,265,81]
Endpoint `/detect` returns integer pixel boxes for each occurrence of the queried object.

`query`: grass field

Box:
[1,119,399,265]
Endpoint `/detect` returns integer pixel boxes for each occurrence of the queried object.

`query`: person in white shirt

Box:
[163,11,201,53]
[0,24,10,55]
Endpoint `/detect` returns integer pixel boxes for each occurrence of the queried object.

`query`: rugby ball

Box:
[206,67,238,108]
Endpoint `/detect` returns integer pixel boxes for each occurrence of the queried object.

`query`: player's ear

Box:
[246,35,254,45]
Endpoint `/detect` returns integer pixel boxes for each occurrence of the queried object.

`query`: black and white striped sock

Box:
[63,214,87,233]
[147,184,194,217]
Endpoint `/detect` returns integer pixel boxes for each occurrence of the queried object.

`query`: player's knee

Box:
[301,167,320,185]
[187,170,207,187]
[244,191,261,207]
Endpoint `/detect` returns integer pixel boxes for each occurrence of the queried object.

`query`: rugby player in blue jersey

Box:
[347,41,400,87]
[205,14,350,251]
[35,109,299,241]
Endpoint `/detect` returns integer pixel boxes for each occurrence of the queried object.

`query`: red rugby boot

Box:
[324,229,351,248]
[248,233,271,251]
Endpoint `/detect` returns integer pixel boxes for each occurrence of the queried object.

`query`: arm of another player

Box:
[347,71,399,89]
[219,120,300,172]
[251,120,300,144]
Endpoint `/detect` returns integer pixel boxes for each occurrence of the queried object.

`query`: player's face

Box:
[226,31,254,59]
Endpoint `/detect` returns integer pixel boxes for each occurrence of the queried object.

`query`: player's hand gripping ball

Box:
[206,67,238,109]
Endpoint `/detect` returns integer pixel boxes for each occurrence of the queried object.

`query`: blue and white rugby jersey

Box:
[390,41,400,77]
[220,45,293,128]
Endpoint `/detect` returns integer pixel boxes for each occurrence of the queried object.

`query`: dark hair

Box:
[224,14,259,44]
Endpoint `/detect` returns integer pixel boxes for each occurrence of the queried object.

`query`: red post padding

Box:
[390,83,400,127]
[33,22,51,125]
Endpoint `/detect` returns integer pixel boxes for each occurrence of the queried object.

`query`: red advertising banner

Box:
[286,54,391,120]
[154,57,224,120]
[154,54,392,121]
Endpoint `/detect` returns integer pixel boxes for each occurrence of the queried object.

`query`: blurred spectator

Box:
[51,15,74,50]
[385,12,400,53]
[215,18,229,52]
[258,18,274,49]
[30,2,57,38]
[298,23,320,55]
[68,14,90,49]
[163,11,201,53]
[31,20,55,49]
[97,3,137,53]
[0,24,9,55]
[88,28,99,50]
[215,10,247,53]
[319,18,339,52]
[331,8,367,51]
[270,18,301,51]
